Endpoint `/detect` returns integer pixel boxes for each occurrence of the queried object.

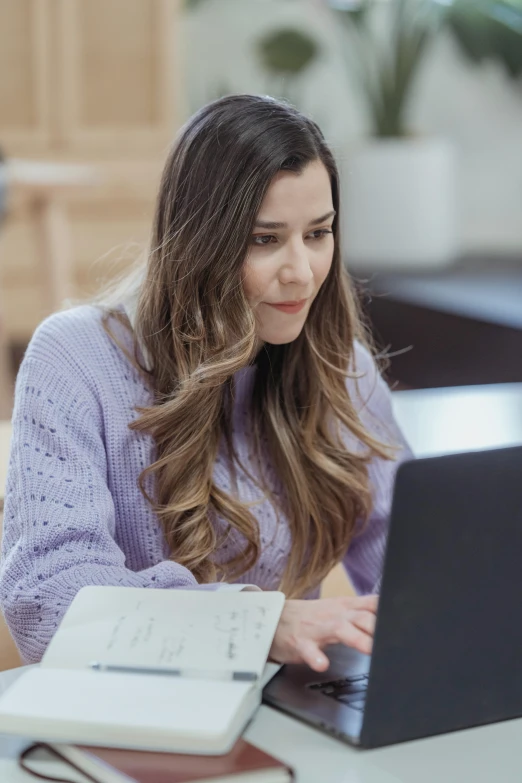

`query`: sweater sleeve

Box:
[0,351,226,664]
[342,344,413,595]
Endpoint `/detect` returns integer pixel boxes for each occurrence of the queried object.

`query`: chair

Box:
[0,421,21,669]
[0,510,22,670]
[0,611,20,671]
[321,563,354,598]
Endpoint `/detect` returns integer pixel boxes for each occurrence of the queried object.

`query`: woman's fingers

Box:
[294,620,373,669]
[349,609,376,636]
[270,596,380,670]
[336,621,374,656]
[344,594,379,614]
[295,603,378,665]
[295,637,330,672]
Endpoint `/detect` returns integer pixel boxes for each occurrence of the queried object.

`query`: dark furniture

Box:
[357,258,522,388]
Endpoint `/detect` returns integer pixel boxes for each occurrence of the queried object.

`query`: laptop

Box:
[263,445,522,749]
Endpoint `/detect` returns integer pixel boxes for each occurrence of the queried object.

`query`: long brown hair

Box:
[105,95,392,597]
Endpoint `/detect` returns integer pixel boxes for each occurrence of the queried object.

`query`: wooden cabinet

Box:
[0,0,53,154]
[57,0,177,155]
[0,0,180,341]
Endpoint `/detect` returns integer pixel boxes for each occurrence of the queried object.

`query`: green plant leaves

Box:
[445,1,522,79]
[330,0,439,136]
[183,0,213,10]
[257,28,320,75]
[328,0,372,26]
[185,0,522,136]
[330,0,522,136]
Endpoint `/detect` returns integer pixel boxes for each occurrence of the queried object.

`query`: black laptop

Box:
[263,445,522,748]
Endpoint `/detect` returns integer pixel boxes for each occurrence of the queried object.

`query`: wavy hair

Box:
[103,95,393,598]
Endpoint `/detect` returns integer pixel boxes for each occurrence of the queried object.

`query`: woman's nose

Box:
[279,241,314,286]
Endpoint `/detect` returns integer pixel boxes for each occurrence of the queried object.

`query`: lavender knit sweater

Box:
[0,306,411,663]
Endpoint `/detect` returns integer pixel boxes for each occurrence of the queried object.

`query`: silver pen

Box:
[89,661,258,682]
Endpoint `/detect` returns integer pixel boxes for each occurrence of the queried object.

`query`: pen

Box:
[89,661,258,682]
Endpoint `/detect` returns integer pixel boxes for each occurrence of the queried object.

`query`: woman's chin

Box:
[260,325,305,346]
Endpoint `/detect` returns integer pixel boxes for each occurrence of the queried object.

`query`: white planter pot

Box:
[341,138,458,270]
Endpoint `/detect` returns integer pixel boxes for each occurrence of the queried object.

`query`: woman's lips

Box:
[265,299,308,314]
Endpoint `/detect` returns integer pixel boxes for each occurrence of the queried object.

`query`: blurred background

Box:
[1,0,522,666]
[1,0,522,412]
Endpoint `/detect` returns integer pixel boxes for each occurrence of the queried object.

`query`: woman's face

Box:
[243,159,335,345]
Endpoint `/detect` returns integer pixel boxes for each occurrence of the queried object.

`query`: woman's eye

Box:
[308,229,333,240]
[252,235,277,246]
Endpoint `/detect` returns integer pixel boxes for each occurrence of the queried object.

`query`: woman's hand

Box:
[269,595,378,672]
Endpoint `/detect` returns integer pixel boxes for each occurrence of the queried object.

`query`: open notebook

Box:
[0,586,285,755]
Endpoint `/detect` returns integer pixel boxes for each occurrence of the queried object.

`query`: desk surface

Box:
[392,382,522,458]
[1,666,522,783]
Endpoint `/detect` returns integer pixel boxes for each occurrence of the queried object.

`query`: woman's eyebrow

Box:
[308,209,336,226]
[254,210,336,230]
[254,219,287,229]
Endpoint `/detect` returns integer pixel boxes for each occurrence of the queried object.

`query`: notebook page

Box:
[0,668,255,753]
[43,586,285,677]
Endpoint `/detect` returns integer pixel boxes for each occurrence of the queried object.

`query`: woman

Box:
[0,95,411,669]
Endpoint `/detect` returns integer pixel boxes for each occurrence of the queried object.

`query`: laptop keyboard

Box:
[308,673,369,712]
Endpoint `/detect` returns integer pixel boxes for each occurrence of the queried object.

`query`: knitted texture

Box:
[0,306,411,662]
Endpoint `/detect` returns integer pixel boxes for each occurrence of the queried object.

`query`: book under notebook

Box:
[21,737,294,783]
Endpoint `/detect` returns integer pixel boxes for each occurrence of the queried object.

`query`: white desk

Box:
[392,382,522,458]
[1,666,522,783]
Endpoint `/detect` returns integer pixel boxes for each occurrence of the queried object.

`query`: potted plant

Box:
[183,1,320,111]
[446,0,522,80]
[257,27,320,110]
[328,0,522,269]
